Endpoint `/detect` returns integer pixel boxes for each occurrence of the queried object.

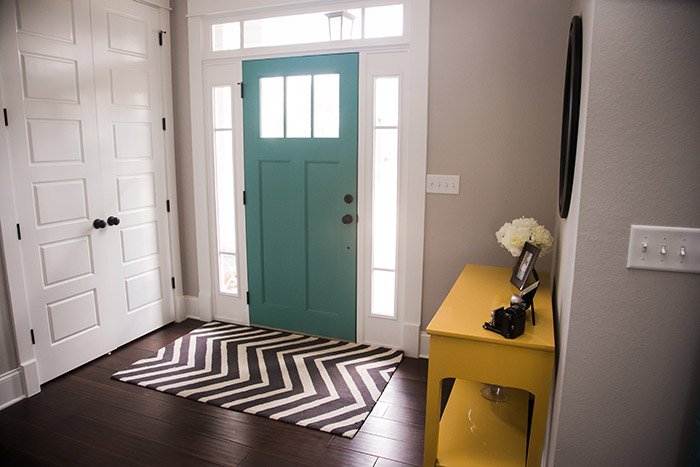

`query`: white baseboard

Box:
[0,368,25,410]
[419,331,430,359]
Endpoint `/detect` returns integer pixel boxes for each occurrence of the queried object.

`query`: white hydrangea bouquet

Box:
[495,217,554,257]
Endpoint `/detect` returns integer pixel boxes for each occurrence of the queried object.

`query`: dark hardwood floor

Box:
[0,320,428,466]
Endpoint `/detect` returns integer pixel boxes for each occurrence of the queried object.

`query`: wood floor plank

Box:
[0,319,428,467]
[330,430,424,466]
[157,403,377,467]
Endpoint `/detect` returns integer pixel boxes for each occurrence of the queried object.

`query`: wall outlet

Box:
[627,225,700,273]
[426,174,460,194]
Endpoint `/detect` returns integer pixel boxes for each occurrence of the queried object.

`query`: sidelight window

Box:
[212,86,239,295]
[371,76,399,317]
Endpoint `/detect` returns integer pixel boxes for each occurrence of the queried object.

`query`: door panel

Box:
[10,0,116,383]
[243,54,358,341]
[90,0,173,344]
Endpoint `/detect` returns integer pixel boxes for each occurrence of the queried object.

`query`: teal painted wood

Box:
[243,54,358,341]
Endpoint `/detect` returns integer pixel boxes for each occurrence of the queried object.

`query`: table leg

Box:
[526,387,552,467]
[423,372,442,467]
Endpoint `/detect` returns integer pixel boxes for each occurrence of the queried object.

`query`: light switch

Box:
[627,225,700,273]
[426,174,460,195]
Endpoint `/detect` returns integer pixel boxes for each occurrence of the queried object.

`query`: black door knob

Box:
[93,218,107,229]
[107,216,121,226]
[342,214,353,224]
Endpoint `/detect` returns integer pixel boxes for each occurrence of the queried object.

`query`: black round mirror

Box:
[559,15,583,218]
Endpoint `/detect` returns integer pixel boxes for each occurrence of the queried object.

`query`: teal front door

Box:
[242,53,358,341]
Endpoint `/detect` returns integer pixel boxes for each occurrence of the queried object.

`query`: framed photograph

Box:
[510,242,541,290]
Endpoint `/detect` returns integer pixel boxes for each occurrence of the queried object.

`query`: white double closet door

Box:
[2,0,174,383]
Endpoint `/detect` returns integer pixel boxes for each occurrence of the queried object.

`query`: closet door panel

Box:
[8,0,117,383]
[91,0,174,342]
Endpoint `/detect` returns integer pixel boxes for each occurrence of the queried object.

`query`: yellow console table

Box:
[423,264,555,467]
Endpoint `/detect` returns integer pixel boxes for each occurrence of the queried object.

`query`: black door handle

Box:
[342,214,353,224]
[107,216,121,226]
[93,218,107,229]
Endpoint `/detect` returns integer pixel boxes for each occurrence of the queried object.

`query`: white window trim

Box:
[187,0,428,356]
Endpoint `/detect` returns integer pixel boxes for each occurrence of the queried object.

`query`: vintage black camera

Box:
[483,301,527,339]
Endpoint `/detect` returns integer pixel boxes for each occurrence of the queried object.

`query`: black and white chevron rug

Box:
[112,322,403,438]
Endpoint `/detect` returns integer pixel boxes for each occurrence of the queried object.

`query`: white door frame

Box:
[0,0,182,396]
[187,0,429,357]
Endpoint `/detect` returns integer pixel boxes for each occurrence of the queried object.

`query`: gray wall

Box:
[421,0,569,327]
[550,1,700,465]
[171,0,197,296]
[0,228,18,375]
[171,0,570,317]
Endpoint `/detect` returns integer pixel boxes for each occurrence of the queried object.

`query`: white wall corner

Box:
[402,322,420,358]
[419,331,430,359]
[0,368,25,410]
[174,294,187,322]
[183,295,201,321]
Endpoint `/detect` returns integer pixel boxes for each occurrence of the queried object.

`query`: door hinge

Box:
[166,199,171,212]
[3,108,8,126]
[162,117,166,131]
[171,277,176,289]
[242,190,246,205]
[16,223,21,240]
[238,81,245,99]
[159,30,167,46]
[246,291,250,305]
[30,329,35,345]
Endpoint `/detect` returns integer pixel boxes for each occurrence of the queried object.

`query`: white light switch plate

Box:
[627,225,700,273]
[426,174,460,194]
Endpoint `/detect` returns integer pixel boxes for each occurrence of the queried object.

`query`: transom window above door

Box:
[260,74,340,138]
[210,3,404,52]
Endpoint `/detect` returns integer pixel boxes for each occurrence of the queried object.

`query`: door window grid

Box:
[371,76,399,318]
[260,74,340,139]
[210,4,403,52]
[213,86,239,295]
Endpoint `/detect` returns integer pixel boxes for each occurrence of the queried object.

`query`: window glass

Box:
[286,75,312,138]
[371,270,395,317]
[364,5,403,39]
[213,86,232,129]
[212,22,240,51]
[260,77,284,138]
[370,76,400,317]
[313,74,340,138]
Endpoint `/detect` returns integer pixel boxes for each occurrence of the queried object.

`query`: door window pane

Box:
[372,270,395,317]
[286,75,311,138]
[219,253,239,294]
[365,5,404,39]
[213,86,232,129]
[215,130,236,253]
[313,74,339,138]
[372,128,398,270]
[260,77,284,138]
[212,22,241,51]
[375,77,399,126]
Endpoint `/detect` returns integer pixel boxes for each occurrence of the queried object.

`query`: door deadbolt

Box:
[344,194,354,204]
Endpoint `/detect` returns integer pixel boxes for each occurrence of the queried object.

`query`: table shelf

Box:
[437,379,528,467]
